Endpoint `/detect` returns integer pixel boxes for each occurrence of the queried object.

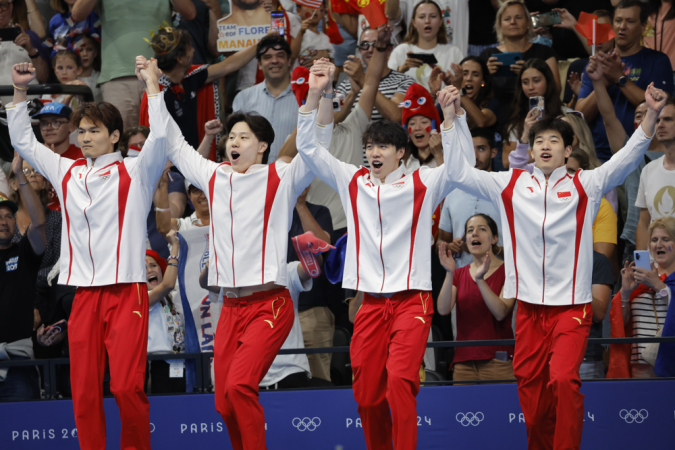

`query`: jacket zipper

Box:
[377,186,386,291]
[229,174,235,286]
[541,179,548,303]
[82,167,95,285]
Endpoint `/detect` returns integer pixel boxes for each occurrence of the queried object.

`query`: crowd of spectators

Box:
[1,0,674,400]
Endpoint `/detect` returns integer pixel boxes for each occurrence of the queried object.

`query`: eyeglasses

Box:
[357,40,377,51]
[39,119,69,130]
[257,43,288,58]
[0,1,13,12]
[23,168,38,177]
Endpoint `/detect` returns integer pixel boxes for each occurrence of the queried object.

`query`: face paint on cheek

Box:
[409,127,414,134]
[425,126,432,133]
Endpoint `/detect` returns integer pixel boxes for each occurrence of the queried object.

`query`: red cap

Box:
[146,250,167,275]
[400,83,441,132]
[291,66,310,107]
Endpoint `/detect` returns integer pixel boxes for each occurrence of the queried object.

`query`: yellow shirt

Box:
[593,198,618,244]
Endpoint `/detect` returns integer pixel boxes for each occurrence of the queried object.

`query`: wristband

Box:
[167,255,179,262]
[376,45,390,52]
[321,91,336,99]
[167,263,178,268]
[155,207,170,212]
[13,84,29,91]
[29,51,40,59]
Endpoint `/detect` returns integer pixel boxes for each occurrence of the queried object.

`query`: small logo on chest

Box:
[557,191,572,202]
[5,256,18,272]
[392,181,405,189]
[98,170,111,182]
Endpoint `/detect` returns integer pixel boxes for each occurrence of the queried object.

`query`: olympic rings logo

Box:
[456,412,484,426]
[619,409,648,423]
[292,417,321,431]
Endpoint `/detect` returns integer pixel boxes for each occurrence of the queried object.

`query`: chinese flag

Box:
[575,12,615,46]
[338,0,387,29]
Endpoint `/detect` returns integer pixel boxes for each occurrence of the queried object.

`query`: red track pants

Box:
[68,283,150,450]
[513,301,592,450]
[214,288,294,450]
[351,290,433,450]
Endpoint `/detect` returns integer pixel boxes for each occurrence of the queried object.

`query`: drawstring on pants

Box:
[383,298,394,322]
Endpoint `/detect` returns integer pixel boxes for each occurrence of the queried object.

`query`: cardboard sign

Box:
[217,0,272,52]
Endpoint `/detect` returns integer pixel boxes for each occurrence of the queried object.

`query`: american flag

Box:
[293,0,322,9]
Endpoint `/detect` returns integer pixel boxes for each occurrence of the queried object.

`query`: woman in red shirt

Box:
[437,213,516,382]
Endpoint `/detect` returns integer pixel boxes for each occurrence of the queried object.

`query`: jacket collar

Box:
[87,151,123,168]
[531,164,569,186]
[370,163,407,186]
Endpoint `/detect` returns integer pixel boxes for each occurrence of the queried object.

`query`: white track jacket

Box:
[7,95,169,287]
[165,105,314,289]
[296,109,475,294]
[445,113,653,306]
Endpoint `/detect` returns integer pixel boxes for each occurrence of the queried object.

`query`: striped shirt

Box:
[232,82,299,164]
[630,291,668,364]
[336,70,415,168]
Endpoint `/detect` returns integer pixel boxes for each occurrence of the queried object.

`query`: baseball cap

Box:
[32,102,73,120]
[0,195,18,214]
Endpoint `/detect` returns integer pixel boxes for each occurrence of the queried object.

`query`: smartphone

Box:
[0,27,21,42]
[408,53,438,66]
[529,96,545,120]
[271,11,285,36]
[633,250,652,271]
[531,11,561,28]
[494,52,522,77]
[45,320,68,335]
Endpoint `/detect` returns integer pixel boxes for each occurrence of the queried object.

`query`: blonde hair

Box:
[494,0,535,43]
[649,217,675,243]
[564,113,601,169]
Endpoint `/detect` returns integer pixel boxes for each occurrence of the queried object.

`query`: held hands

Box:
[438,85,463,126]
[309,58,335,93]
[475,252,491,280]
[12,62,37,89]
[135,56,162,89]
[438,241,456,273]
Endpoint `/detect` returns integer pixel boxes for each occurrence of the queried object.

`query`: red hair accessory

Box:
[291,66,310,107]
[146,250,168,275]
[400,83,441,132]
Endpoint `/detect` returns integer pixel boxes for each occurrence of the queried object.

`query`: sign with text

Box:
[2,381,674,449]
[217,0,271,52]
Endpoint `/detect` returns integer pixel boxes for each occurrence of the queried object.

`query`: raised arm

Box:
[12,152,46,255]
[296,59,354,192]
[436,242,457,316]
[8,63,68,184]
[357,25,391,121]
[205,42,257,84]
[438,86,503,203]
[71,0,97,22]
[197,120,223,159]
[132,58,169,187]
[584,84,667,197]
[587,55,626,154]
[148,231,181,307]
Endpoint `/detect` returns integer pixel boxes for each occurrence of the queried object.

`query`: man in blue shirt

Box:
[577,0,673,162]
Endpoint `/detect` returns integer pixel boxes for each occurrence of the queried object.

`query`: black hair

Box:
[150,28,193,72]
[506,58,564,143]
[226,112,275,164]
[362,120,409,151]
[463,213,502,256]
[119,125,150,157]
[529,117,575,149]
[71,102,124,150]
[615,0,649,23]
[256,34,292,61]
[458,56,493,110]
[471,127,495,150]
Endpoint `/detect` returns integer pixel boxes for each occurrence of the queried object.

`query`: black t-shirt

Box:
[164,67,209,149]
[480,44,557,129]
[0,235,43,343]
[286,202,334,311]
[469,0,498,46]
[177,0,216,65]
[586,251,614,361]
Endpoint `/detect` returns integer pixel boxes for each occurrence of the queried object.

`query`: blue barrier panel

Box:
[2,381,674,449]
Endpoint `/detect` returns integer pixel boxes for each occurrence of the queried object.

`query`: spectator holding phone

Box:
[480,0,560,130]
[292,0,334,68]
[609,217,675,379]
[437,214,515,382]
[0,152,46,402]
[388,0,463,92]
[502,58,570,169]
[444,56,498,129]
